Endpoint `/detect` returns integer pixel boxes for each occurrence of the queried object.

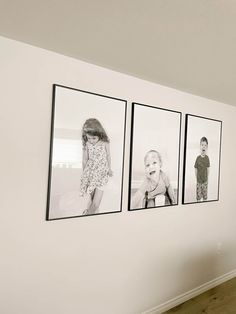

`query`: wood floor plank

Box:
[163,299,204,313]
[163,277,236,314]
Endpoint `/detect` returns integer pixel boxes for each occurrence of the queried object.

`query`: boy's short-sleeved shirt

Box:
[194,155,210,183]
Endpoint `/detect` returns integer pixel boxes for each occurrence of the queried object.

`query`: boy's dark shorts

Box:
[196,182,208,201]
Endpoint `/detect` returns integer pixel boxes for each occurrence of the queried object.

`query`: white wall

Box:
[1,36,236,314]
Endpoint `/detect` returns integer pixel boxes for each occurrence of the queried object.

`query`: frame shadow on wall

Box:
[46,84,127,220]
[182,114,222,205]
[128,102,182,211]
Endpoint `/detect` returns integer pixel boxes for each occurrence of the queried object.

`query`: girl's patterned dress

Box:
[80,141,109,195]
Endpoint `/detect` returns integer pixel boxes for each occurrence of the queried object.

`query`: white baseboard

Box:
[142,269,236,314]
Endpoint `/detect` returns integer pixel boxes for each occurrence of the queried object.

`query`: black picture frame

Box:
[128,102,182,211]
[46,84,127,220]
[182,114,222,205]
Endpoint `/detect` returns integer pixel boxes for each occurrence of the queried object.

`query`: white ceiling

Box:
[1,0,236,106]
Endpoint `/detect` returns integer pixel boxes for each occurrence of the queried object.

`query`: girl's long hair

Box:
[82,118,109,148]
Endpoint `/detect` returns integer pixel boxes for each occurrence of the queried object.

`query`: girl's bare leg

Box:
[83,191,94,215]
[87,191,94,208]
[147,198,155,208]
[89,188,104,214]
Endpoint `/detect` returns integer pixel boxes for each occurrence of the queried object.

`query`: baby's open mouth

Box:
[149,171,156,176]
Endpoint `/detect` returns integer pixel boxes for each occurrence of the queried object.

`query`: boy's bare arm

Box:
[131,181,148,209]
[131,190,143,208]
[207,167,210,180]
[167,184,176,204]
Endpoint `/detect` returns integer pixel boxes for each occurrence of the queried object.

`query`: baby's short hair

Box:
[144,150,162,167]
[200,136,208,145]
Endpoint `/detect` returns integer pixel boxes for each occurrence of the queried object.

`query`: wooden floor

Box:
[163,277,236,313]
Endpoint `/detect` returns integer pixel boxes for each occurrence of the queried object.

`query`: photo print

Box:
[47,84,127,220]
[128,102,181,211]
[182,114,222,204]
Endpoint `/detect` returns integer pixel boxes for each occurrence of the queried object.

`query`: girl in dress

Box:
[80,118,113,215]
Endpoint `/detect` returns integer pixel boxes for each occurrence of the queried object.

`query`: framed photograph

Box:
[182,114,222,204]
[46,84,127,220]
[128,102,182,211]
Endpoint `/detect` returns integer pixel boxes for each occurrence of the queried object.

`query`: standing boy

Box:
[194,137,210,201]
